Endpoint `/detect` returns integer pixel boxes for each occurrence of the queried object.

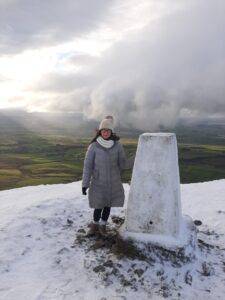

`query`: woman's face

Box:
[100,129,112,140]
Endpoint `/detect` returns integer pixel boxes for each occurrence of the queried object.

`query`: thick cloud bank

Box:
[0,0,225,130]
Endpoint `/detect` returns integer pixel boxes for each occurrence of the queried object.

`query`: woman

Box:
[82,115,132,236]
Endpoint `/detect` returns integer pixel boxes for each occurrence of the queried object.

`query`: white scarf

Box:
[96,136,114,149]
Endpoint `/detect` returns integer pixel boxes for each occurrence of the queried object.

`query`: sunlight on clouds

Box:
[0,0,172,82]
[0,79,34,110]
[0,50,57,81]
[0,0,171,79]
[0,0,221,127]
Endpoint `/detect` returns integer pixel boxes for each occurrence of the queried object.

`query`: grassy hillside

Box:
[0,131,225,191]
[0,133,88,190]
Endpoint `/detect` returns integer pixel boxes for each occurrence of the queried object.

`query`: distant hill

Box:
[0,110,98,136]
[0,109,225,144]
[0,109,142,138]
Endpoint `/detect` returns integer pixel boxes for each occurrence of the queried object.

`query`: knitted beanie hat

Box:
[99,115,114,131]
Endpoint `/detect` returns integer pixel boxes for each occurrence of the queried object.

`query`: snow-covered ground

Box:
[0,180,225,300]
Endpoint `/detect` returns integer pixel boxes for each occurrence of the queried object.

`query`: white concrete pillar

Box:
[125,133,182,238]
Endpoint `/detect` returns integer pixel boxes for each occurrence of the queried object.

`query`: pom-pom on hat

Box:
[99,115,114,131]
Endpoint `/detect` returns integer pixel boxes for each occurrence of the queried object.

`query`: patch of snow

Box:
[0,180,224,299]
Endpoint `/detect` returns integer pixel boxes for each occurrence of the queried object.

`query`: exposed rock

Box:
[119,274,132,287]
[67,219,73,225]
[198,239,215,250]
[159,284,171,298]
[77,228,86,234]
[134,268,145,277]
[103,260,114,268]
[184,271,192,285]
[111,215,125,226]
[201,262,214,276]
[93,265,106,273]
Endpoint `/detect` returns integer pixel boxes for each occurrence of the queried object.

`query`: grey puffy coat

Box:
[82,141,131,209]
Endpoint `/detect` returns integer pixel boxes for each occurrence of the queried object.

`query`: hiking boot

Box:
[87,223,99,236]
[99,224,107,236]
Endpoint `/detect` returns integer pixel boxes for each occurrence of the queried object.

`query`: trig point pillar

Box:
[125,133,182,238]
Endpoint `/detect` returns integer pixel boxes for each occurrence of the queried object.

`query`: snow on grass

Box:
[0,180,225,299]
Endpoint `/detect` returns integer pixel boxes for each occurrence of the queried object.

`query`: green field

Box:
[0,132,225,191]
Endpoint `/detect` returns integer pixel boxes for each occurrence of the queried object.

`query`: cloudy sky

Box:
[0,0,224,130]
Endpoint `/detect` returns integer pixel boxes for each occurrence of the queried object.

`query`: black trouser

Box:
[93,207,111,222]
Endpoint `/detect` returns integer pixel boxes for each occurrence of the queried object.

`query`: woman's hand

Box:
[82,187,88,195]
